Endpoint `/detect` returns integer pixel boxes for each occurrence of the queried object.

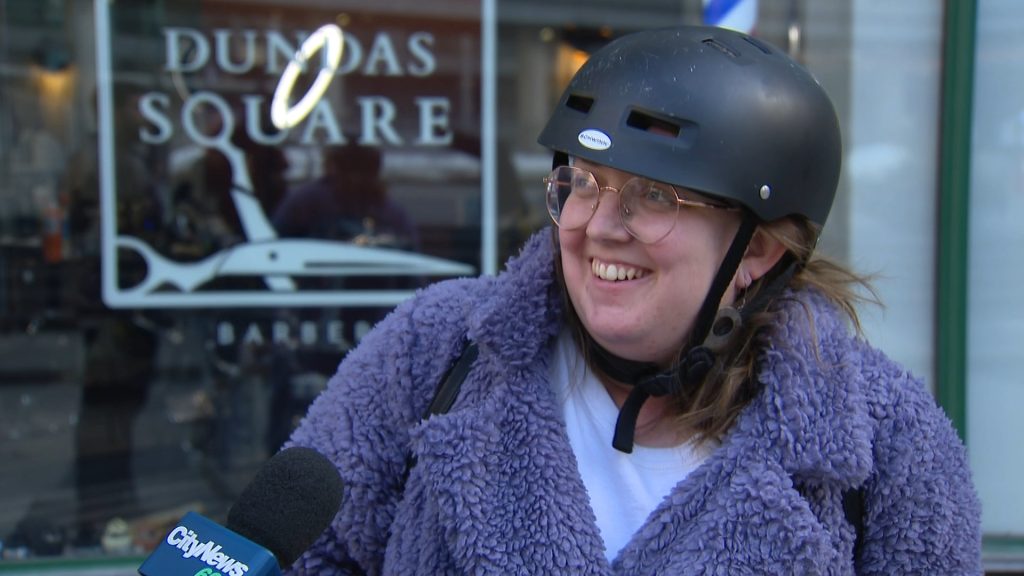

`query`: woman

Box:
[285,26,981,574]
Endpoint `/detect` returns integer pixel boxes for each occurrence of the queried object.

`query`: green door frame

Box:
[936,0,975,441]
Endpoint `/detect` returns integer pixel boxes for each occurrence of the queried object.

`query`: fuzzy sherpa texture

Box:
[284,229,981,575]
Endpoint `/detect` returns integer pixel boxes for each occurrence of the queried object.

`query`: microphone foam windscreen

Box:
[226,446,343,568]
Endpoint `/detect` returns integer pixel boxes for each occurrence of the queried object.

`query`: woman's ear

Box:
[737,227,788,287]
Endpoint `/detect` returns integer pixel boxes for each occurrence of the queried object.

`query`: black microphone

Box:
[139,446,343,576]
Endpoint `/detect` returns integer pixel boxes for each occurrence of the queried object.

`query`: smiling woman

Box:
[284,24,982,575]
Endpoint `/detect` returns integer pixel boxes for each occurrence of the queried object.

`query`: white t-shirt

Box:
[549,330,717,562]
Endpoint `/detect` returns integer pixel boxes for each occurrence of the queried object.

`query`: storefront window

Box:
[968,0,1024,548]
[1,0,487,563]
[843,1,942,386]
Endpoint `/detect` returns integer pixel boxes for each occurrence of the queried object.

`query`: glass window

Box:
[1,0,486,564]
[842,1,942,387]
[969,0,1024,543]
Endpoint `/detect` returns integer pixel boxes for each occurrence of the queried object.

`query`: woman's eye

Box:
[573,176,597,196]
[644,184,675,205]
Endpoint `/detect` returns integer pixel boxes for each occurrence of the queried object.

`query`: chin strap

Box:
[593,213,759,453]
[606,347,716,452]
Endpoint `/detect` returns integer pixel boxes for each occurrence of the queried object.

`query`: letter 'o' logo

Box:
[578,129,612,151]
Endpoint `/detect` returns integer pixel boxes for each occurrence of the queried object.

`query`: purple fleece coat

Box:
[285,230,981,575]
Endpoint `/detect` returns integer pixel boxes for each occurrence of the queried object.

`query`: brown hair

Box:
[553,217,879,444]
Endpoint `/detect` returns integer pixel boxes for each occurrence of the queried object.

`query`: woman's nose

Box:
[585,187,631,241]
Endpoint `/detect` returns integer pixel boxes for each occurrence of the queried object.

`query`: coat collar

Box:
[463,229,873,485]
[465,228,873,486]
[730,288,875,486]
[410,347,611,573]
[466,230,564,370]
[411,230,610,572]
[409,230,875,570]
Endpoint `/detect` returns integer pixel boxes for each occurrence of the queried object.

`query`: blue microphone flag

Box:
[138,511,280,576]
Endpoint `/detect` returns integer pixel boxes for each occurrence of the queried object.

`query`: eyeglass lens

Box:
[545,166,680,244]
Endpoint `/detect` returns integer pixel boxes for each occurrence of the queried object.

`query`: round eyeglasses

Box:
[544,165,737,244]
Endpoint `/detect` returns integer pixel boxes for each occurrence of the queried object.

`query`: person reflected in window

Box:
[266,142,421,456]
[58,86,164,550]
[282,26,981,574]
[273,141,417,251]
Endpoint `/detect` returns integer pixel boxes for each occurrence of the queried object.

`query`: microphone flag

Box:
[138,511,280,576]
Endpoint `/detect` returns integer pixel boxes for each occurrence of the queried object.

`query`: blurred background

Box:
[0,0,1020,573]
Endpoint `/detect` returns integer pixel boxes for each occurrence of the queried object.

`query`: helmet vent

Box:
[626,110,681,138]
[702,38,739,58]
[742,36,774,55]
[566,94,594,113]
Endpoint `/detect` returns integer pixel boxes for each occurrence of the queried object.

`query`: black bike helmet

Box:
[538,25,841,226]
[539,26,843,452]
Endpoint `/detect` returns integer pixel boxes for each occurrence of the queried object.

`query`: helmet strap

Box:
[593,213,759,453]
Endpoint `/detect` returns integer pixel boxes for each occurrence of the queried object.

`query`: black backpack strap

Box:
[399,339,477,489]
[794,480,867,568]
[424,341,479,417]
[842,486,867,568]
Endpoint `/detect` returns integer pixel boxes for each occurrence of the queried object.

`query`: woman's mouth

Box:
[591,258,648,282]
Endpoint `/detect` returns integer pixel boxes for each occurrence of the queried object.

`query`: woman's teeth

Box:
[592,259,646,281]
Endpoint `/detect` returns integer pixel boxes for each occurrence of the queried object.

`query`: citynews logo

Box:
[166,525,250,576]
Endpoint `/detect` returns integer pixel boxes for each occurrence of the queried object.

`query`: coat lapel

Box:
[737,288,874,487]
[614,290,874,574]
[408,353,611,575]
[405,231,610,574]
[400,231,873,575]
[612,432,840,575]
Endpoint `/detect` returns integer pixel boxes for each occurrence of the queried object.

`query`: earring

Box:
[735,289,747,312]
